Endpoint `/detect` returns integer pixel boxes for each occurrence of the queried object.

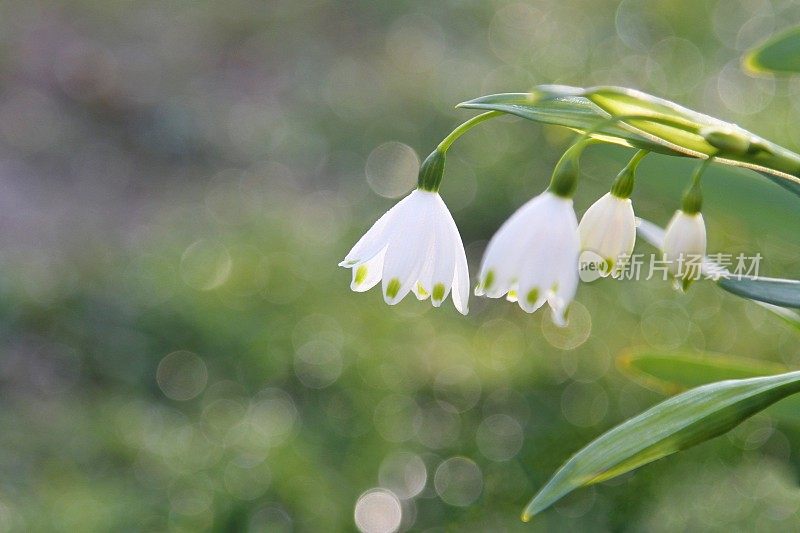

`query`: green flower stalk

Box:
[664,158,712,291]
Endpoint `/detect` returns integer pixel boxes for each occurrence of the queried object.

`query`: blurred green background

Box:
[0,0,799,531]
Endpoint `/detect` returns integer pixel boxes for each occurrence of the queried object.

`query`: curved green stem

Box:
[691,156,714,186]
[437,111,502,152]
[682,156,714,213]
[628,149,650,169]
[611,149,649,198]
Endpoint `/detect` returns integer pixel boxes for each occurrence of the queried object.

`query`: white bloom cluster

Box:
[341,161,707,325]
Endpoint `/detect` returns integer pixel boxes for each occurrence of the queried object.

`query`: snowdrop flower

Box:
[577,151,644,278]
[578,192,636,278]
[662,209,706,289]
[339,189,470,314]
[475,191,580,326]
[637,217,726,280]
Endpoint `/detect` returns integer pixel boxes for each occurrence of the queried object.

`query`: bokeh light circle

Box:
[476,414,524,462]
[365,142,418,198]
[434,366,481,413]
[180,239,232,290]
[156,351,208,401]
[378,451,427,500]
[354,489,402,533]
[249,505,293,532]
[641,301,692,350]
[561,382,609,428]
[248,387,298,447]
[541,301,592,350]
[293,340,343,389]
[433,457,483,507]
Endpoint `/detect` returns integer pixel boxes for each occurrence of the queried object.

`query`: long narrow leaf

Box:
[458,86,800,195]
[617,351,788,394]
[718,276,800,309]
[523,371,800,520]
[617,350,800,425]
[456,92,675,154]
[580,86,800,183]
[744,26,800,74]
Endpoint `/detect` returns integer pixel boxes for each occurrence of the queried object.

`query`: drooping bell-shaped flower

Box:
[577,152,643,278]
[578,192,636,278]
[475,142,586,326]
[339,151,469,314]
[663,209,706,289]
[475,190,580,326]
[663,172,707,290]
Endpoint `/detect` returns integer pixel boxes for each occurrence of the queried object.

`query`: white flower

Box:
[662,210,706,287]
[475,191,580,326]
[578,192,636,278]
[637,216,726,280]
[339,189,469,314]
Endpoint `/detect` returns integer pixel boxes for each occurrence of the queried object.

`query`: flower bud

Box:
[578,193,636,278]
[663,210,706,291]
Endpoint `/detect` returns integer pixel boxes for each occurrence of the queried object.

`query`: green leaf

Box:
[757,303,800,332]
[523,370,800,520]
[617,351,788,394]
[617,351,800,425]
[581,86,712,154]
[744,26,800,74]
[456,91,675,155]
[718,276,800,309]
[458,86,800,195]
[761,171,800,198]
[580,86,800,180]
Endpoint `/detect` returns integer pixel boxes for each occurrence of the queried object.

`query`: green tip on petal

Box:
[602,258,614,276]
[432,283,445,302]
[679,276,695,293]
[354,265,368,285]
[483,270,495,290]
[416,282,429,298]
[526,288,539,304]
[386,278,401,299]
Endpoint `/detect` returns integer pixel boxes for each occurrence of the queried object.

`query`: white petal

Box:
[636,217,665,248]
[451,259,469,314]
[381,192,437,305]
[578,193,614,250]
[543,198,580,323]
[663,210,706,277]
[610,201,637,277]
[449,224,470,315]
[340,191,417,267]
[412,231,438,301]
[516,194,577,313]
[350,248,386,292]
[515,242,551,313]
[419,214,449,307]
[578,193,636,277]
[549,250,579,326]
[477,193,548,298]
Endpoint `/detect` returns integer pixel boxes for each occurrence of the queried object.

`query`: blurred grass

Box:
[0,0,798,530]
